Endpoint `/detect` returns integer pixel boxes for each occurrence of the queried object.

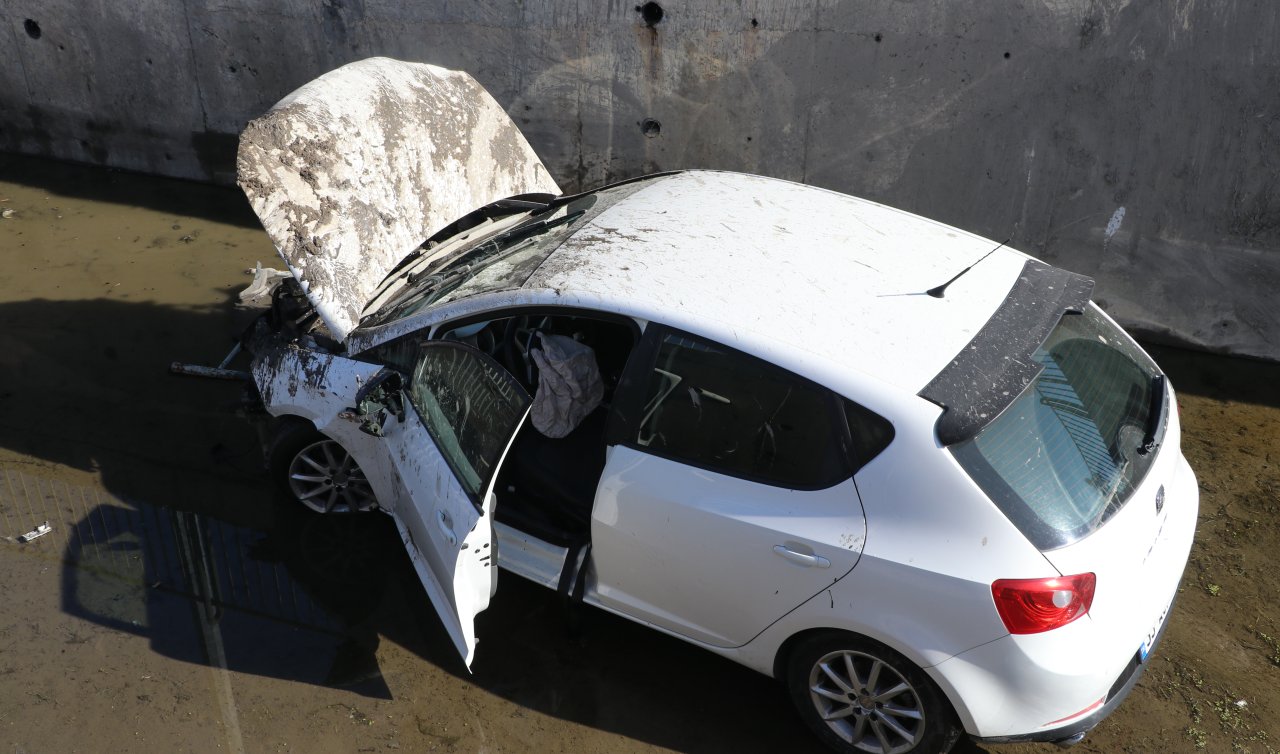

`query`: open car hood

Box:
[237,57,561,342]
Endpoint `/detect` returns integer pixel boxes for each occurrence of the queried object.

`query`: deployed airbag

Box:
[530,334,604,439]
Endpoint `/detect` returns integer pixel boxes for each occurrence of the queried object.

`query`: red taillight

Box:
[991,573,1096,634]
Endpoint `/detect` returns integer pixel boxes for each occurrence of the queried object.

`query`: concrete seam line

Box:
[203,619,247,754]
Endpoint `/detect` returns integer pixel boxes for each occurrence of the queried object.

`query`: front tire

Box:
[268,422,378,514]
[786,632,960,754]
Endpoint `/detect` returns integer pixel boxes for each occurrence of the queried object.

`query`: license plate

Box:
[1138,600,1171,663]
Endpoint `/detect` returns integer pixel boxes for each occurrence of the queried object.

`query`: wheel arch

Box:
[772,625,934,682]
[263,411,321,455]
[773,627,833,682]
[268,410,320,435]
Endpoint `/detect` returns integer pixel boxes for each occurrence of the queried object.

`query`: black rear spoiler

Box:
[919,259,1095,446]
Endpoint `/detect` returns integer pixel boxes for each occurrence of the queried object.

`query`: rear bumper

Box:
[971,592,1176,747]
[929,441,1197,742]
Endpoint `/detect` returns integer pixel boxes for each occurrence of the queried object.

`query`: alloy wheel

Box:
[807,649,926,754]
[286,439,377,513]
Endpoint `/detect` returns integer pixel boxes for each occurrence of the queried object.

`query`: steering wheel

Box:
[501,315,550,389]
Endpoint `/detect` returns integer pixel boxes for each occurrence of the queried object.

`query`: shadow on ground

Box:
[1146,343,1280,410]
[0,152,261,229]
[0,293,833,752]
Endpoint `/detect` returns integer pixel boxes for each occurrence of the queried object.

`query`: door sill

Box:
[494,521,573,590]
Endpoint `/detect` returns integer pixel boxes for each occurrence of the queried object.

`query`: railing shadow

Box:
[57,491,395,698]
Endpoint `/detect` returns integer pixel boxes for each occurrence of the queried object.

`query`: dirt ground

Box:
[0,153,1277,754]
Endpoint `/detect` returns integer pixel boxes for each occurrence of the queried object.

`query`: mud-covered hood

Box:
[237,57,560,342]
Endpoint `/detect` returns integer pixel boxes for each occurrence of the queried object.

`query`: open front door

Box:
[379,342,530,667]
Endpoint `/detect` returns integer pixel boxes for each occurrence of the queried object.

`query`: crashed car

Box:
[233,58,1197,754]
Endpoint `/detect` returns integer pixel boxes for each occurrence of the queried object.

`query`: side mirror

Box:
[352,369,405,436]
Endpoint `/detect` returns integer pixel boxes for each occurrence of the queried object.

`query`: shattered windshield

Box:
[362,179,649,327]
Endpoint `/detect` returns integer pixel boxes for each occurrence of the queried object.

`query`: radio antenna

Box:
[926,238,1010,299]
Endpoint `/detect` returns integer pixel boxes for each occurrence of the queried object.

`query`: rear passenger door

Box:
[590,327,886,648]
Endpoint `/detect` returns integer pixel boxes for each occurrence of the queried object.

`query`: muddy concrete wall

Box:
[2,1,1278,359]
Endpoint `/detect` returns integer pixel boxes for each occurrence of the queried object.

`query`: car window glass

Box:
[373,332,426,375]
[634,331,848,488]
[364,177,660,328]
[405,344,530,507]
[951,307,1163,549]
[843,399,895,472]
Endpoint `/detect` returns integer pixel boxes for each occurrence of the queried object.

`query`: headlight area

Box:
[924,596,1174,745]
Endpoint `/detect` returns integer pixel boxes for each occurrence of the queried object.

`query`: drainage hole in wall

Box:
[24,19,41,39]
[640,118,662,137]
[636,2,664,26]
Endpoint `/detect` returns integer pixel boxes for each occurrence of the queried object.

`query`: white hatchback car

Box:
[233,59,1198,754]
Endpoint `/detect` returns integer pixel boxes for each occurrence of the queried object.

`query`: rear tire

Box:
[785,632,961,754]
[268,421,378,514]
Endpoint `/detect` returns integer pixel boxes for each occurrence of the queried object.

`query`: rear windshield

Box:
[951,305,1166,550]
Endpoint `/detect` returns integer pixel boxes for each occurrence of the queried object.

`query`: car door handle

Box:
[773,545,830,569]
[437,510,458,547]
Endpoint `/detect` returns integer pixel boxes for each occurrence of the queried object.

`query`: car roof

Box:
[516,170,1029,394]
